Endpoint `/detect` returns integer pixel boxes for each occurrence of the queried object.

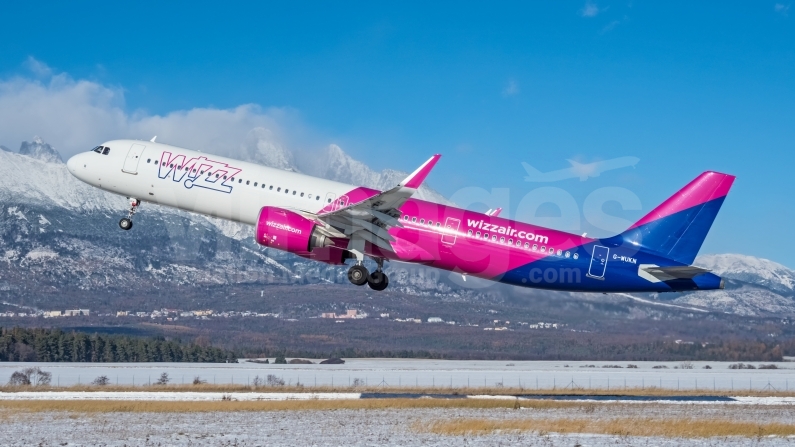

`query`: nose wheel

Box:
[119,198,140,231]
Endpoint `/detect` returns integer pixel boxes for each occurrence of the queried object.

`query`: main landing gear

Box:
[347,258,389,291]
[119,198,140,231]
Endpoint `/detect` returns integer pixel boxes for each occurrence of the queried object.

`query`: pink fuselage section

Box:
[356,198,593,282]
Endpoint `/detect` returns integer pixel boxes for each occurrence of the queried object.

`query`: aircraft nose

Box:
[66,154,78,173]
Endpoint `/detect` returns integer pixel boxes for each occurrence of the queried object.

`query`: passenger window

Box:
[420,219,425,224]
[467,230,472,236]
[500,237,505,243]
[533,244,538,251]
[254,182,258,187]
[277,187,281,192]
[516,240,521,247]
[403,215,409,221]
[170,164,175,168]
[436,222,441,227]
[327,198,332,203]
[270,186,273,190]
[524,242,530,248]
[102,147,110,155]
[200,170,205,174]
[292,191,296,195]
[492,236,497,241]
[508,239,512,244]
[476,231,481,237]
[428,220,433,225]
[147,159,151,163]
[285,189,289,194]
[541,246,546,252]
[300,192,304,197]
[317,196,320,200]
[484,233,489,239]
[247,181,250,185]
[412,217,417,222]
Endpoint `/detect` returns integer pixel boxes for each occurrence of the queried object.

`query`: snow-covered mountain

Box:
[0,136,792,317]
[0,137,468,310]
[672,254,795,316]
[18,136,63,164]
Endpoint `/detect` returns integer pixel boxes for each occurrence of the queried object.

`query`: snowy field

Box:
[2,405,795,446]
[2,359,794,391]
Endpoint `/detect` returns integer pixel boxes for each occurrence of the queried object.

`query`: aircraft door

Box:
[441,217,460,245]
[587,245,609,279]
[324,192,336,208]
[122,144,146,174]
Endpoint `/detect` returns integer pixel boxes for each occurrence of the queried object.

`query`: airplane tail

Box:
[618,171,735,265]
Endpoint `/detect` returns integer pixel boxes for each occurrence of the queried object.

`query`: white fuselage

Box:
[67,140,357,224]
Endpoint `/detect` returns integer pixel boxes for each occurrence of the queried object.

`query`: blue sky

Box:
[1,1,794,266]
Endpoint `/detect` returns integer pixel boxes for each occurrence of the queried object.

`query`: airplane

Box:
[522,156,640,182]
[67,140,733,293]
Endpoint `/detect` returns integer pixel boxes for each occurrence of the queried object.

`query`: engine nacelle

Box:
[256,207,332,254]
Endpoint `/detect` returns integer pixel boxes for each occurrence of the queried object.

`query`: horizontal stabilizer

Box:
[640,265,711,282]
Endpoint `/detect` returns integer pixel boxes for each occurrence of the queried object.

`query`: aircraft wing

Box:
[315,154,441,252]
[641,265,712,281]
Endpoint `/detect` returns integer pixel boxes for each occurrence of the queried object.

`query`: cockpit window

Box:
[102,147,110,155]
[92,146,102,153]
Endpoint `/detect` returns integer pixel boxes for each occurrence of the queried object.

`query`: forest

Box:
[0,327,238,363]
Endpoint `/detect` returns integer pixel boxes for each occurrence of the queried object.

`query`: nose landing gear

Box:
[119,198,140,231]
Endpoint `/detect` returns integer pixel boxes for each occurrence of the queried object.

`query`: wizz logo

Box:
[158,152,242,194]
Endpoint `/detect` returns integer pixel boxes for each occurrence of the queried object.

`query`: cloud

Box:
[580,1,600,17]
[601,19,621,33]
[775,3,790,16]
[502,79,519,97]
[23,57,53,78]
[0,59,307,162]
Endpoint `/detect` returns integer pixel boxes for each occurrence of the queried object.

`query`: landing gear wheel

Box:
[347,265,369,286]
[119,198,140,231]
[367,271,389,291]
[119,218,133,230]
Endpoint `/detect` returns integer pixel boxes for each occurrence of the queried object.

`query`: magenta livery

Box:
[67,139,734,293]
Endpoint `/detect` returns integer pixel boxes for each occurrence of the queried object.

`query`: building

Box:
[64,309,90,316]
[427,317,443,323]
[44,311,62,318]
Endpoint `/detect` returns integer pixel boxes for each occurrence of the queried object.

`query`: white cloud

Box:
[0,59,303,162]
[24,57,53,78]
[502,79,519,97]
[580,1,600,17]
[601,19,621,33]
[775,3,790,16]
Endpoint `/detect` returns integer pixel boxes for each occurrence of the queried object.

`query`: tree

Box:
[7,367,51,386]
[155,372,170,385]
[91,375,110,386]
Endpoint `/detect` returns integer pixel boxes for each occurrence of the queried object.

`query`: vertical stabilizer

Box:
[619,171,735,264]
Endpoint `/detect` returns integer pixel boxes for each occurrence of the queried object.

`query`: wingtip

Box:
[400,154,442,189]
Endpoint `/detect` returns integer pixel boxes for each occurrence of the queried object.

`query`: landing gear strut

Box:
[119,198,140,231]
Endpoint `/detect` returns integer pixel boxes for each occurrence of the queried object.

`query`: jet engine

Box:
[255,206,334,254]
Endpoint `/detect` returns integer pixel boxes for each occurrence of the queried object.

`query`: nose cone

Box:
[66,153,88,183]
[67,153,82,175]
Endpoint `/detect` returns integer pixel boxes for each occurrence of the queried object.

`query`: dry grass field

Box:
[2,383,794,397]
[418,417,795,438]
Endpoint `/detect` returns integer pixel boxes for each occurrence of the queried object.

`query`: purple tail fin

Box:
[620,171,735,264]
